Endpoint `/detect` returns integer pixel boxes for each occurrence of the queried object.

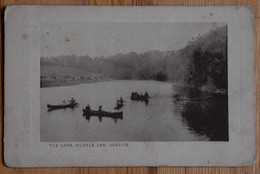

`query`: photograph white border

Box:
[4,6,255,167]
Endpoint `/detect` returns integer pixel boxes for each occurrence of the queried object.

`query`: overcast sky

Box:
[40,22,226,58]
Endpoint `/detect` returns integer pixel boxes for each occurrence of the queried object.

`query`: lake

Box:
[41,80,228,142]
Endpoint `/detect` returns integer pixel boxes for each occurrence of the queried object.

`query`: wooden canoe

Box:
[47,103,78,109]
[83,108,123,119]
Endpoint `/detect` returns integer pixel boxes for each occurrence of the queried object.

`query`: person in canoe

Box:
[144,92,150,99]
[130,92,135,100]
[98,106,102,122]
[115,98,124,110]
[85,104,91,111]
[119,97,125,103]
[131,92,140,100]
[69,97,76,105]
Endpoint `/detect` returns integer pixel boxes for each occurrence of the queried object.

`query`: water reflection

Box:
[174,87,228,141]
[131,99,149,106]
[83,115,122,123]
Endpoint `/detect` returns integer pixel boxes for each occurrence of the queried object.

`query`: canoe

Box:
[83,108,123,119]
[47,103,78,109]
[131,95,149,102]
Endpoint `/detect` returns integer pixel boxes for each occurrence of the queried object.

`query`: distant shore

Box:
[41,78,112,88]
[41,78,172,88]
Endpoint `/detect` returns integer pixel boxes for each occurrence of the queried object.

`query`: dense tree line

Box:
[185,26,227,90]
[41,50,171,81]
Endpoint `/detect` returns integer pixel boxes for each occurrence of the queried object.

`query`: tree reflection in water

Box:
[175,87,228,141]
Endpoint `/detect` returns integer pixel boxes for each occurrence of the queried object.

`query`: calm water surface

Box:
[41,80,212,142]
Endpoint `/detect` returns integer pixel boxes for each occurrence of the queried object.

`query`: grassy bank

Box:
[41,65,112,87]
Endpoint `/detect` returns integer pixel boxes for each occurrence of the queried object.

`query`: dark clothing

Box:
[70,98,76,104]
[144,92,149,98]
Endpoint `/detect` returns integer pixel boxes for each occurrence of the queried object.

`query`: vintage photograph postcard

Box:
[4,6,255,167]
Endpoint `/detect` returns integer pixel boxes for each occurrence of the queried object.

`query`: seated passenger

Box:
[70,97,76,104]
[85,104,91,110]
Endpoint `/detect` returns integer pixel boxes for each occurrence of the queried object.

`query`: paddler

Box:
[85,104,91,111]
[144,92,149,98]
[119,97,124,103]
[98,106,102,112]
[70,97,76,104]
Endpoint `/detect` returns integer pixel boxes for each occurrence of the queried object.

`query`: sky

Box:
[40,22,226,58]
